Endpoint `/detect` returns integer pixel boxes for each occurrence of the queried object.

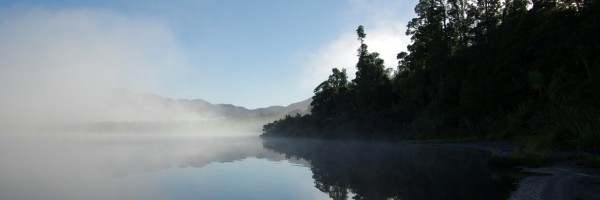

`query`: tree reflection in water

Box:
[262,138,517,200]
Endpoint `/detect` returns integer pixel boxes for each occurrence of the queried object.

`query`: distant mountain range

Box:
[112,89,312,120]
[176,97,312,119]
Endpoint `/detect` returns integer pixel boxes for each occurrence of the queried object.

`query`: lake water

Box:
[0,135,518,200]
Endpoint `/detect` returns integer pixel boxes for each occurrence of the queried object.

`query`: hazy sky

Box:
[0,0,417,109]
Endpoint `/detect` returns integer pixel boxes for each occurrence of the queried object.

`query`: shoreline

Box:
[508,163,600,200]
[436,141,600,200]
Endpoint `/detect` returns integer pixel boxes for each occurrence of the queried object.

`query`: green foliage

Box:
[262,0,600,152]
[488,150,554,168]
[356,25,366,42]
[570,153,600,168]
[528,105,600,152]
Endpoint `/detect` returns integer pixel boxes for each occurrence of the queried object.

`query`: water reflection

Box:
[0,135,518,200]
[0,135,289,200]
[262,138,517,200]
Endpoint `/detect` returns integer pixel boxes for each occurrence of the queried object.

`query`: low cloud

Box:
[0,8,194,127]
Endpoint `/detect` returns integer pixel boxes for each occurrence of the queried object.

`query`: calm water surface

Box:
[0,135,518,200]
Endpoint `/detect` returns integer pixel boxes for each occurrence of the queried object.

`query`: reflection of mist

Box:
[0,135,289,200]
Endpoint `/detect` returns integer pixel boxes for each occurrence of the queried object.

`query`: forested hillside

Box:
[262,0,599,152]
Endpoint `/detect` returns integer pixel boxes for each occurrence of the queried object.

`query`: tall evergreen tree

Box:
[352,26,392,121]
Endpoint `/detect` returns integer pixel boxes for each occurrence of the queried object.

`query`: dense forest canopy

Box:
[262,0,600,152]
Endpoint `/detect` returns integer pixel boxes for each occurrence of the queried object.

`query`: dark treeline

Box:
[262,0,600,152]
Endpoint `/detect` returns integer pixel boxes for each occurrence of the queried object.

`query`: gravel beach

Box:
[436,141,600,200]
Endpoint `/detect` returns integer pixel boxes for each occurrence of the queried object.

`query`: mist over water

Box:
[0,9,265,200]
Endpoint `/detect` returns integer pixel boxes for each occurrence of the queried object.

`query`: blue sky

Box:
[0,0,417,108]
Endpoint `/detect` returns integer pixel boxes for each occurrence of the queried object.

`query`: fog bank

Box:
[0,8,274,135]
